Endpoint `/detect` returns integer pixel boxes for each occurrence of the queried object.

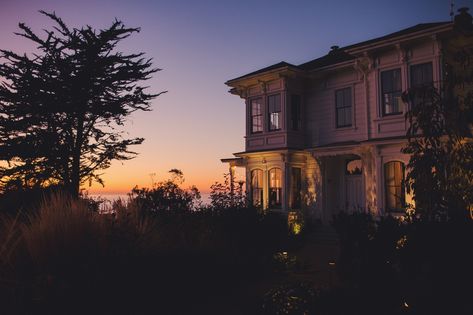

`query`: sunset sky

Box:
[0,0,468,195]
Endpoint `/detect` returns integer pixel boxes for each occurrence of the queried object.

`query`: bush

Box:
[0,193,289,314]
[332,211,473,314]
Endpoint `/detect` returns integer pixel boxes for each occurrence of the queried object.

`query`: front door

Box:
[345,175,363,212]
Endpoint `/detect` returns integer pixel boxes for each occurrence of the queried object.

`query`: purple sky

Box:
[0,0,468,194]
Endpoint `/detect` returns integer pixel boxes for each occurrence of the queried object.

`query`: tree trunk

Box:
[71,114,84,198]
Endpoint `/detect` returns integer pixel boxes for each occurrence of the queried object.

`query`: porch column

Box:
[283,159,290,212]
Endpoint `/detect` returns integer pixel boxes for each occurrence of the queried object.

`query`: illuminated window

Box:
[251,98,263,133]
[251,169,263,207]
[268,94,281,131]
[290,168,301,209]
[269,168,282,208]
[384,161,405,211]
[346,159,362,175]
[381,69,403,115]
[335,87,352,128]
[291,95,301,131]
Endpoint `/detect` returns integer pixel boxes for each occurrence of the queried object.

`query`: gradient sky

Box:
[0,0,469,195]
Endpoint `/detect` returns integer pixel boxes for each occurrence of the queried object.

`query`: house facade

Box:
[223,10,473,222]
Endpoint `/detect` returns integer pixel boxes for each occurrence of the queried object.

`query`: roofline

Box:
[225,65,301,87]
[306,59,355,74]
[233,147,304,157]
[225,22,453,89]
[345,23,453,54]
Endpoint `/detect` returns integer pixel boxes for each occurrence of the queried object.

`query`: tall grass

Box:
[0,194,288,314]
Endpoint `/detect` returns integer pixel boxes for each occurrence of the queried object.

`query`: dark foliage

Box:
[0,11,162,197]
[129,169,201,213]
[332,212,473,315]
[0,194,288,315]
[402,27,473,220]
[209,172,247,209]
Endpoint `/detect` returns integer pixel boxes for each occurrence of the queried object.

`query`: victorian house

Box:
[222,9,473,223]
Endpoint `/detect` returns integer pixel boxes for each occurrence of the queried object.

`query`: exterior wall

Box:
[369,39,442,139]
[305,69,366,146]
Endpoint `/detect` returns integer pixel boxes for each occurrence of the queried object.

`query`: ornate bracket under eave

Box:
[354,53,374,79]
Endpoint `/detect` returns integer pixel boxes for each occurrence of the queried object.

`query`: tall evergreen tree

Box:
[0,11,163,197]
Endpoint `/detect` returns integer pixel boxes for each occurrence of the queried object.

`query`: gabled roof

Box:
[226,21,451,85]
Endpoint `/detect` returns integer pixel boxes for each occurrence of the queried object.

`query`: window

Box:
[251,169,263,207]
[381,69,403,115]
[269,168,282,208]
[291,95,301,131]
[410,62,433,87]
[346,159,362,175]
[268,94,281,131]
[384,161,405,212]
[410,62,434,108]
[335,87,352,128]
[290,168,301,209]
[250,99,263,133]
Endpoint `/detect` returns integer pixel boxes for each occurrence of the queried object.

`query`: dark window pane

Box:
[381,69,402,115]
[336,87,352,127]
[410,63,433,87]
[251,99,263,133]
[268,94,281,131]
[410,63,434,108]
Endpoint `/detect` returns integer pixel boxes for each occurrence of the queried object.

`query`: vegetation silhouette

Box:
[401,9,473,221]
[0,11,163,198]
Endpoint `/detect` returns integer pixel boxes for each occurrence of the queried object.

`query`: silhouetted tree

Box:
[0,11,163,197]
[402,11,473,220]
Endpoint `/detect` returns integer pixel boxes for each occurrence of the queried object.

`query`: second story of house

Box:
[225,9,473,153]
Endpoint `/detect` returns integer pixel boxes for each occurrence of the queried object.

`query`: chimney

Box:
[454,7,473,32]
[329,45,339,54]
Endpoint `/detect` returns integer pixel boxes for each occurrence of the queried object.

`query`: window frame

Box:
[250,98,263,134]
[384,161,406,212]
[250,169,264,208]
[335,87,353,128]
[408,62,434,109]
[380,68,403,116]
[267,94,282,131]
[268,167,282,208]
[409,62,433,88]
